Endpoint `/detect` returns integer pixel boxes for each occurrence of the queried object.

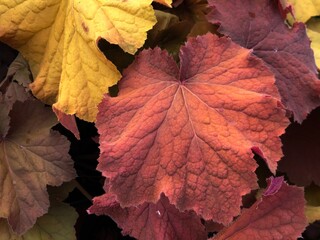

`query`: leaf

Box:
[2,82,30,107]
[204,220,224,234]
[0,0,156,121]
[173,0,184,7]
[280,1,320,69]
[305,185,320,223]
[154,0,173,7]
[307,18,320,69]
[145,10,192,59]
[0,54,32,108]
[0,203,77,240]
[4,54,32,88]
[173,0,217,38]
[184,0,217,37]
[152,10,181,35]
[0,57,32,138]
[283,0,320,23]
[0,81,30,138]
[0,183,78,240]
[212,177,307,240]
[97,34,288,224]
[89,193,206,240]
[208,0,320,123]
[278,107,320,186]
[305,206,320,224]
[53,106,80,140]
[0,100,76,234]
[281,0,320,69]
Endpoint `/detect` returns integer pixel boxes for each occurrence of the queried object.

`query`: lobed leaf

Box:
[0,100,76,234]
[89,193,206,240]
[4,54,32,88]
[0,202,77,240]
[283,0,320,23]
[212,177,307,240]
[307,18,320,69]
[97,33,288,224]
[154,0,173,7]
[52,106,80,140]
[0,183,77,240]
[208,0,320,122]
[0,54,32,138]
[305,185,320,224]
[0,0,156,121]
[281,0,320,69]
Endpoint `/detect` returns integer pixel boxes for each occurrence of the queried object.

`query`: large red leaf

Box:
[279,107,320,186]
[89,193,206,240]
[212,177,307,240]
[0,100,76,234]
[207,0,320,123]
[97,34,288,224]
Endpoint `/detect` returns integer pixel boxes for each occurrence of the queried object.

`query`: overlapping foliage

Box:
[0,0,320,239]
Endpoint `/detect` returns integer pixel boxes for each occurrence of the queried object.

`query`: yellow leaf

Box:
[307,18,320,69]
[305,205,320,223]
[0,0,156,121]
[285,0,320,23]
[305,185,320,223]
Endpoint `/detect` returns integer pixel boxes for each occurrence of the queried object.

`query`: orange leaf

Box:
[213,177,307,240]
[97,34,289,224]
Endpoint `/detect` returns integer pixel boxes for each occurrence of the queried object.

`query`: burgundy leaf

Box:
[213,177,307,240]
[89,193,206,240]
[208,0,320,122]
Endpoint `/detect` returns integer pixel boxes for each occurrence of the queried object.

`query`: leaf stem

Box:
[0,75,9,89]
[73,179,93,202]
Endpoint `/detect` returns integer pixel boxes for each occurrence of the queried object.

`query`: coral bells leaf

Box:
[97,34,289,224]
[154,0,173,7]
[283,0,320,23]
[307,19,320,69]
[282,0,320,68]
[0,203,78,240]
[0,183,78,239]
[213,177,307,240]
[0,100,76,234]
[53,106,80,140]
[208,0,320,123]
[0,0,156,121]
[89,193,206,240]
[0,201,78,240]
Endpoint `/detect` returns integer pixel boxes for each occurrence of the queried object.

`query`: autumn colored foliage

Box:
[0,0,320,239]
